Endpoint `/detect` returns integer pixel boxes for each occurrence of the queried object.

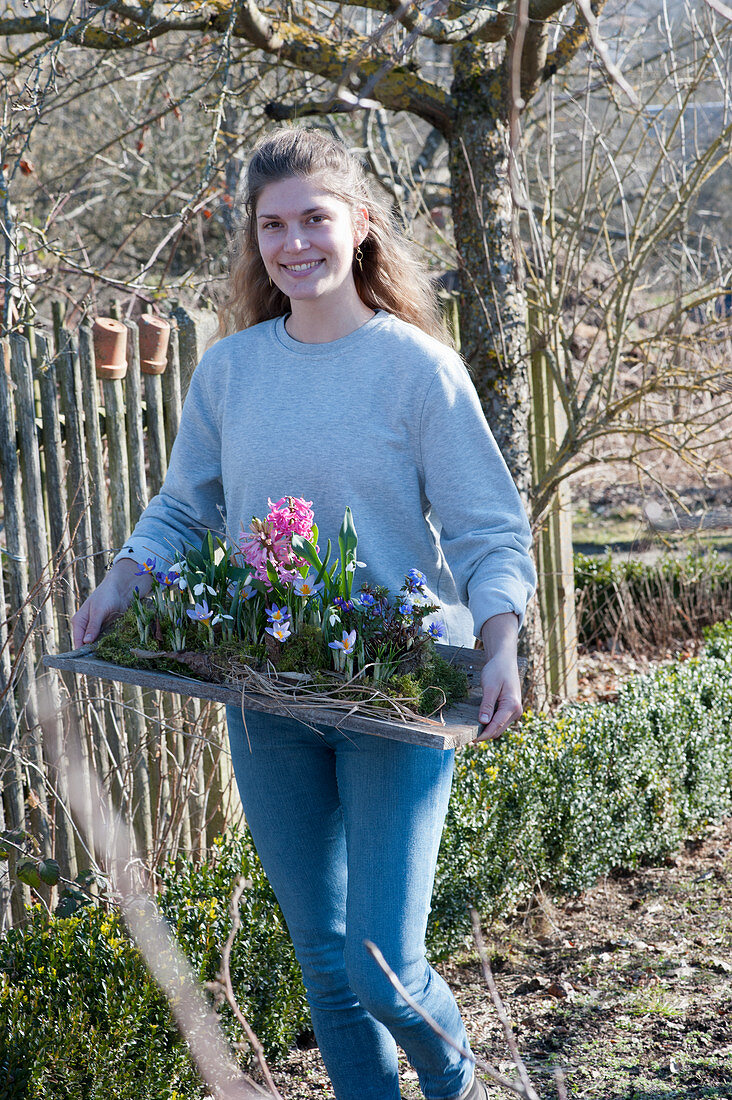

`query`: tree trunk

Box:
[450,42,546,706]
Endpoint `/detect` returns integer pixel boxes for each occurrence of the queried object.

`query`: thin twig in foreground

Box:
[554,1067,569,1100]
[469,908,540,1100]
[206,876,284,1100]
[363,940,538,1099]
[54,708,275,1100]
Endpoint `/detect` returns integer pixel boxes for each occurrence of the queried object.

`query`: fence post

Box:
[143,369,168,500]
[78,321,111,588]
[10,332,77,882]
[170,305,200,399]
[36,334,76,652]
[123,320,148,528]
[4,334,52,867]
[0,545,29,926]
[528,305,578,699]
[102,378,131,552]
[56,328,94,604]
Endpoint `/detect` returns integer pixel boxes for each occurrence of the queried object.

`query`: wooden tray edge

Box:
[43,650,482,750]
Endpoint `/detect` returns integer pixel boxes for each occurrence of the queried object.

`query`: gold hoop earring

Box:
[355,245,364,270]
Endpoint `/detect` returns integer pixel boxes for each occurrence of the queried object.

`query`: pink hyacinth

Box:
[267,496,316,542]
[238,496,317,589]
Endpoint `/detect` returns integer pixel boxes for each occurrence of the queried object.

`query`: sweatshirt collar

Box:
[272,310,389,356]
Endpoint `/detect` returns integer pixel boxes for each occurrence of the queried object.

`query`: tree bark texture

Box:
[449,43,545,703]
[449,43,533,509]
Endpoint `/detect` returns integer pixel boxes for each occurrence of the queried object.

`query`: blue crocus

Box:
[155,570,177,587]
[266,603,290,623]
[135,557,157,576]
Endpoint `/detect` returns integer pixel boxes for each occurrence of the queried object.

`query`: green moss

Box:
[94,609,260,681]
[95,608,155,668]
[416,652,470,715]
[275,623,328,673]
[389,651,469,716]
[94,613,468,717]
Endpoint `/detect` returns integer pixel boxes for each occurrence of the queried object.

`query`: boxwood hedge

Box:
[430,619,732,957]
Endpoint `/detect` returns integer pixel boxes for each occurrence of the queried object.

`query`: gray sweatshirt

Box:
[114,310,536,648]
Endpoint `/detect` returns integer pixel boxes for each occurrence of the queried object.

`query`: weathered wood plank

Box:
[124,320,148,528]
[43,645,488,750]
[11,332,77,879]
[78,322,111,587]
[144,371,167,498]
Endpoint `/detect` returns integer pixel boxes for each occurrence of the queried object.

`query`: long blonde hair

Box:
[215,127,450,345]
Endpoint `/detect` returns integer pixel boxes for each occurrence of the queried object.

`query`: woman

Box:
[73,128,536,1100]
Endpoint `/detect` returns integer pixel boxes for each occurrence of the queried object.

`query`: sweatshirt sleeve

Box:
[112,354,226,570]
[418,354,537,635]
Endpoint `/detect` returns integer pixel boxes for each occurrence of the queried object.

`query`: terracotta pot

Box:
[92,317,128,379]
[139,315,171,375]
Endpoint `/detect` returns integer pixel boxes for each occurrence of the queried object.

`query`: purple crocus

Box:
[186,599,217,626]
[266,603,290,623]
[329,629,357,656]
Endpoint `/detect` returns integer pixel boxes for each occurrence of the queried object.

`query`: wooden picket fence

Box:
[0,303,243,928]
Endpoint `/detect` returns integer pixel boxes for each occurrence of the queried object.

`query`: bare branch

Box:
[0,6,207,49]
[265,16,454,133]
[389,0,570,45]
[542,0,609,80]
[205,876,284,1099]
[389,0,512,45]
[469,909,541,1100]
[702,0,732,18]
[574,0,641,106]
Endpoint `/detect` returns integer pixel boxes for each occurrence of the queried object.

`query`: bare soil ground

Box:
[263,818,732,1100]
[253,652,732,1100]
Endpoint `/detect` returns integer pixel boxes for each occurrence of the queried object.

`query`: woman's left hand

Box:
[477,653,523,741]
[475,612,523,742]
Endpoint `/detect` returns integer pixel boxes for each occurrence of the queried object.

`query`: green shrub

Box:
[573,550,732,649]
[0,905,204,1099]
[158,832,309,1060]
[429,619,732,958]
[0,832,309,1097]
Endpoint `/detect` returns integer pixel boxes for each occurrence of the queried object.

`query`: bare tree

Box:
[3,2,730,699]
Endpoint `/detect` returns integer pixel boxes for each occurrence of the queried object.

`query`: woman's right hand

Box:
[71,558,152,649]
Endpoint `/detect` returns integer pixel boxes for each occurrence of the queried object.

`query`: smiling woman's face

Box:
[255,175,368,310]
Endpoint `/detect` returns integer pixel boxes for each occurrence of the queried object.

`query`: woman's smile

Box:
[279,258,325,275]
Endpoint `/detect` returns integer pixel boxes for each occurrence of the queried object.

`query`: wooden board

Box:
[43,644,492,750]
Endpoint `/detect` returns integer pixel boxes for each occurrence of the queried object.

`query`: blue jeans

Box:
[225,706,474,1100]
